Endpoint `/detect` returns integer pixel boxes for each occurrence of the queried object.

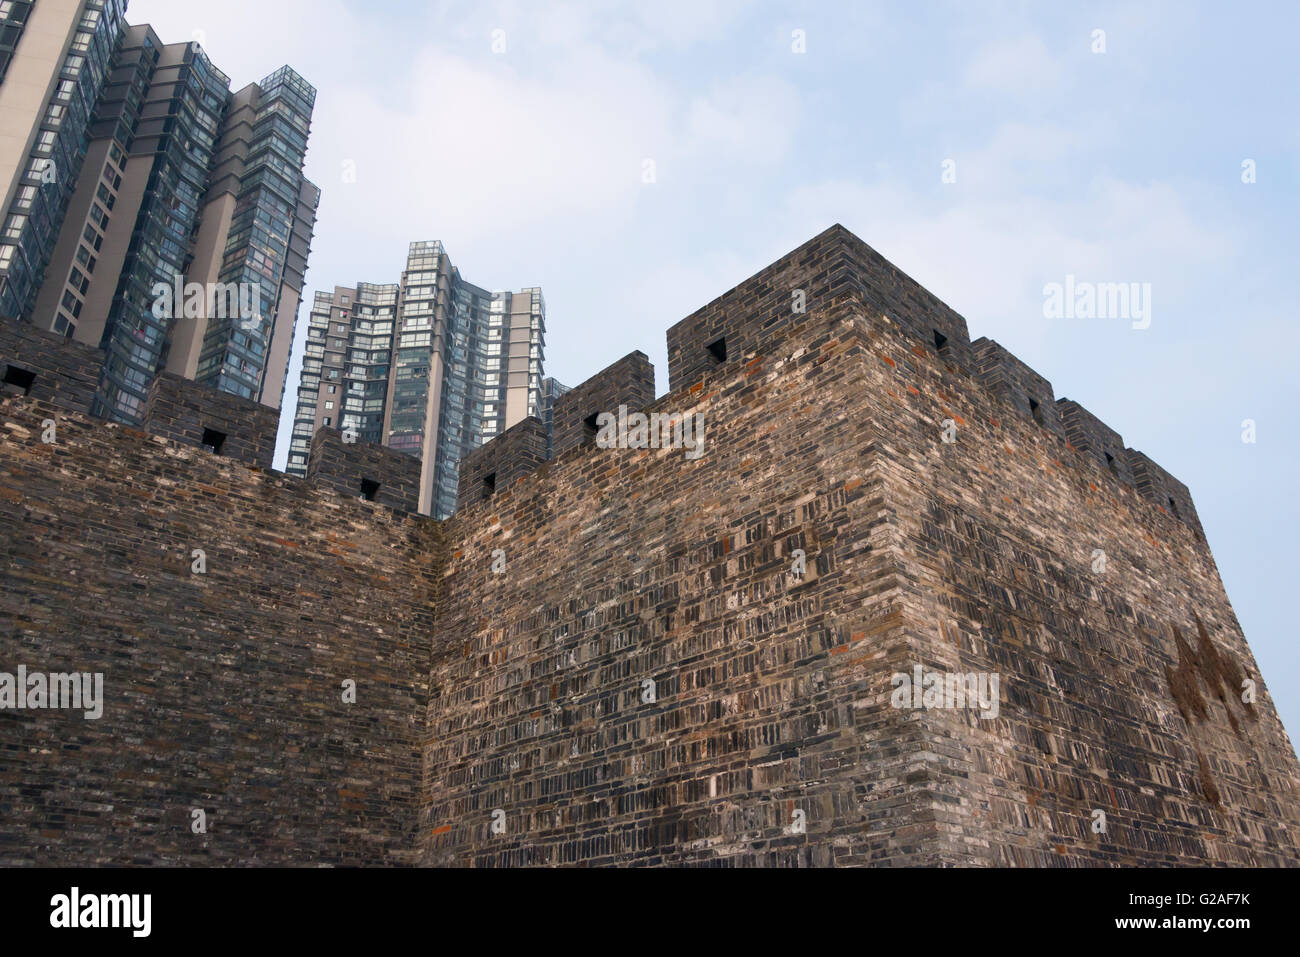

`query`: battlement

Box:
[1056,398,1136,486]
[1126,449,1205,539]
[0,317,101,415]
[666,224,973,392]
[0,315,421,511]
[144,373,279,471]
[971,337,1066,441]
[0,230,1294,868]
[550,351,656,460]
[456,415,549,507]
[308,427,422,513]
[464,227,1201,535]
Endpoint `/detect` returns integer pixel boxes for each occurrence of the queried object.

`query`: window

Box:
[583,412,601,444]
[933,330,949,351]
[706,337,727,363]
[481,473,496,500]
[359,478,380,502]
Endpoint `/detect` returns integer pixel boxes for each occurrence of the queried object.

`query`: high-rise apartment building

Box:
[0,0,126,321]
[286,281,398,476]
[0,3,317,424]
[288,242,547,518]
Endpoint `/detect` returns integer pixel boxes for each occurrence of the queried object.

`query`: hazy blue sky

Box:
[129,0,1299,741]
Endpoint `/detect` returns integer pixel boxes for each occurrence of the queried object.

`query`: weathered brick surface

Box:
[144,373,279,471]
[308,426,421,513]
[429,307,914,866]
[0,397,443,865]
[1,228,1295,868]
[455,416,548,509]
[0,318,102,415]
[666,224,973,392]
[550,352,656,459]
[426,301,1300,866]
[1057,398,1135,486]
[859,312,1300,864]
[971,337,1066,441]
[1126,449,1204,539]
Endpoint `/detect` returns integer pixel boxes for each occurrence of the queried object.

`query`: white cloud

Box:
[965,33,1064,94]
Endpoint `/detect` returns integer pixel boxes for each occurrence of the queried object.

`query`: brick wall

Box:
[426,303,1300,866]
[0,228,1292,868]
[308,426,421,513]
[971,337,1066,441]
[429,305,914,866]
[1057,398,1137,486]
[841,308,1299,864]
[1126,449,1205,539]
[0,317,102,415]
[0,396,443,865]
[550,351,656,459]
[455,416,548,510]
[548,351,655,460]
[144,372,279,471]
[666,224,973,392]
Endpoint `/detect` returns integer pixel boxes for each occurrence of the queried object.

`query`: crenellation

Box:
[0,227,1292,868]
[970,337,1066,440]
[455,415,549,511]
[143,373,279,471]
[0,316,103,415]
[550,351,655,459]
[0,394,442,865]
[1125,449,1205,539]
[1057,398,1136,487]
[666,224,973,392]
[307,427,422,513]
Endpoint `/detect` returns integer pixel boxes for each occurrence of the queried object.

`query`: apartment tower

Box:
[0,3,317,423]
[288,241,548,517]
[286,281,398,476]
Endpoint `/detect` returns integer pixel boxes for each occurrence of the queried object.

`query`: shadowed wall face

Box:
[0,396,443,866]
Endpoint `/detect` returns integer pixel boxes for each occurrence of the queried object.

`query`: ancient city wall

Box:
[0,390,442,865]
[2,224,1297,867]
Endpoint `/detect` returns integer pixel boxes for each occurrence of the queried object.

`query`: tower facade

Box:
[0,8,317,423]
[291,242,547,516]
[0,227,1297,867]
[0,0,126,324]
[286,282,398,477]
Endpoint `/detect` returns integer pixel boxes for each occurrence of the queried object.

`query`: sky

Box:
[127,0,1300,743]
